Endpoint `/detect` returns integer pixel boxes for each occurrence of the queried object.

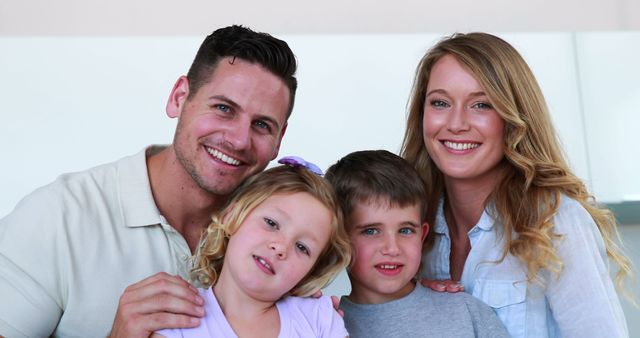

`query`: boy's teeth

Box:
[379,264,398,270]
[207,147,241,166]
[444,141,479,151]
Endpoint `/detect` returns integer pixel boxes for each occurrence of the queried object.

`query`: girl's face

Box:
[220,192,333,302]
[422,54,505,185]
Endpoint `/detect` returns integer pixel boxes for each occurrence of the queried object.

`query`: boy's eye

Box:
[399,227,416,235]
[296,242,310,256]
[264,217,279,230]
[362,228,380,236]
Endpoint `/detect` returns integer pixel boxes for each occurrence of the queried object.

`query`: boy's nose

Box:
[381,235,400,256]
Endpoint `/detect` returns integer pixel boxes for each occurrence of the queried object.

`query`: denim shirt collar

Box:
[433,197,497,236]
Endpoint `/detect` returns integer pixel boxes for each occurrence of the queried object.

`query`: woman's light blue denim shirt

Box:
[421,195,628,338]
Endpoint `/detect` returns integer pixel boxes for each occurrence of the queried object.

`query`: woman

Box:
[401,32,632,338]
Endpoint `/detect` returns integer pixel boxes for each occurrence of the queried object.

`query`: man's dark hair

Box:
[186,25,298,117]
[325,150,428,225]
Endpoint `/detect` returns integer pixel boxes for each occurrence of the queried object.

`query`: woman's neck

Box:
[213,270,280,338]
[442,171,499,281]
[443,169,499,233]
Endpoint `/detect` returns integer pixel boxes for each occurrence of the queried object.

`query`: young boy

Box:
[325,150,508,338]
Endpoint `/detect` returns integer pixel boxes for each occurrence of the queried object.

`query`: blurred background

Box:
[1,0,638,334]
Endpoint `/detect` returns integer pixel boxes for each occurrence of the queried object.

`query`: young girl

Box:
[154,158,351,338]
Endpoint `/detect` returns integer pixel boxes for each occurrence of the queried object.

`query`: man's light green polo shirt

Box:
[0,147,193,337]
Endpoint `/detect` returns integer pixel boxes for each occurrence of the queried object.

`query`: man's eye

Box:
[264,217,278,229]
[253,120,272,133]
[296,242,310,256]
[214,104,231,113]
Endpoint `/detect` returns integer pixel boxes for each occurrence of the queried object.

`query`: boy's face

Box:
[346,199,428,304]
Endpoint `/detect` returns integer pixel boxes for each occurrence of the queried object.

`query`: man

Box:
[0,25,297,337]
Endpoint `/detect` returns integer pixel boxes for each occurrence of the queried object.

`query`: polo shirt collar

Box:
[117,146,166,228]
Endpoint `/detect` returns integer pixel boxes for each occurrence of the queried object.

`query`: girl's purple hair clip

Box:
[278,156,323,176]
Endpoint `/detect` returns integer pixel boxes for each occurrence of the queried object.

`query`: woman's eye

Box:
[264,218,278,229]
[399,227,416,235]
[296,242,310,256]
[430,99,449,108]
[472,102,493,109]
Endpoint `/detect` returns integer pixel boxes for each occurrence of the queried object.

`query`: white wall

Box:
[3,32,618,215]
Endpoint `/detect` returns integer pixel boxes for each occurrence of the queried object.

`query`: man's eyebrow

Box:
[209,94,237,104]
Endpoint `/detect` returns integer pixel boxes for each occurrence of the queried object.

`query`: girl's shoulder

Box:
[277,295,347,337]
[278,294,333,315]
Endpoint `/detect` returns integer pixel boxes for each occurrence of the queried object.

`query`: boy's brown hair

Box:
[325,150,428,228]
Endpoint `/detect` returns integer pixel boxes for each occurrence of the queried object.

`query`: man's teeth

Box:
[207,148,240,166]
[444,141,480,151]
[379,264,399,270]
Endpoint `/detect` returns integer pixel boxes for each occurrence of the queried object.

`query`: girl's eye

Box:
[296,242,310,256]
[399,227,416,235]
[264,217,279,230]
[362,228,380,236]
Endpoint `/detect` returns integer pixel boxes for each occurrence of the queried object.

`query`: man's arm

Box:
[109,272,205,338]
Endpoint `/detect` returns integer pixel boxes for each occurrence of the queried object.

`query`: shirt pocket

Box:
[472,279,527,338]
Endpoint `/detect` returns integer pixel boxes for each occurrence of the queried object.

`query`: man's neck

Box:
[146,146,227,252]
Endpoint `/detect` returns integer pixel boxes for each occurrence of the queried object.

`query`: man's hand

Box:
[108,272,205,338]
[420,279,464,293]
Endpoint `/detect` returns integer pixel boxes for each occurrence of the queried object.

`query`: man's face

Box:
[171,58,290,196]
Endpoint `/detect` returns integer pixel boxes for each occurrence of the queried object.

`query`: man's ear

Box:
[166,76,190,118]
[271,122,288,160]
[421,222,430,243]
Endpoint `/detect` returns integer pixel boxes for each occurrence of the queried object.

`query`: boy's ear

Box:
[420,222,430,243]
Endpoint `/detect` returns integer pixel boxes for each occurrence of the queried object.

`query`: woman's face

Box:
[422,54,505,184]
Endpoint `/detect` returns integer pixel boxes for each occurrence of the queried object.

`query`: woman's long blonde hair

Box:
[191,165,351,297]
[401,32,632,289]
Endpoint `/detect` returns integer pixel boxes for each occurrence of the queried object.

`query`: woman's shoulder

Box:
[552,194,597,231]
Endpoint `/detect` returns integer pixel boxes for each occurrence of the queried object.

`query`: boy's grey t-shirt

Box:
[340,283,509,338]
